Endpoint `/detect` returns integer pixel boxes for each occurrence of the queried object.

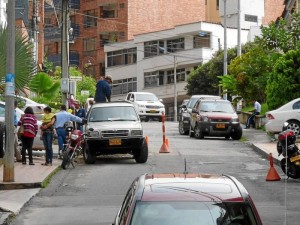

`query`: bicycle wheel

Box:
[61,148,73,169]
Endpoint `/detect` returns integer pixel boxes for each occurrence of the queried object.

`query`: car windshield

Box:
[186,98,198,109]
[130,201,258,225]
[136,94,158,101]
[200,102,235,113]
[88,106,138,122]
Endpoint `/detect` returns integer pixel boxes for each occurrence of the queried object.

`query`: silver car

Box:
[83,101,148,164]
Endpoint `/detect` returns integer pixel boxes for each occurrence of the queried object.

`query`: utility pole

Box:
[223,0,228,100]
[173,56,177,122]
[61,0,70,105]
[33,0,38,72]
[237,0,241,56]
[3,0,15,182]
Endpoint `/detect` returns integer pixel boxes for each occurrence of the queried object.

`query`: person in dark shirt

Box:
[94,75,112,103]
[74,101,86,131]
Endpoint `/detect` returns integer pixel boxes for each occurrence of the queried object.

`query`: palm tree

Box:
[0,28,35,95]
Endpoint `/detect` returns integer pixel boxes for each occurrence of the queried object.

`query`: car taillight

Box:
[267,113,275,120]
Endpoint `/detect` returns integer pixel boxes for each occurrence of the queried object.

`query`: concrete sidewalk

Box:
[0,128,280,224]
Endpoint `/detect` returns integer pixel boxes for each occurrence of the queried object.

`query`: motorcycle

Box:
[277,122,300,179]
[61,122,84,169]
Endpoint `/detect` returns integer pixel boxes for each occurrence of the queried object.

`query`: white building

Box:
[104,22,251,119]
[0,0,7,29]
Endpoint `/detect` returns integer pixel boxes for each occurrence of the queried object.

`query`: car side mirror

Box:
[181,105,187,109]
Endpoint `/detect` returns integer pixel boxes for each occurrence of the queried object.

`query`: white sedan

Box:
[265,98,300,135]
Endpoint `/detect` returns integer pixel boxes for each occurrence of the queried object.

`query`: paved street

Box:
[1,121,300,225]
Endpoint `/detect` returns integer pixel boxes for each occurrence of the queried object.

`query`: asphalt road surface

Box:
[8,122,300,225]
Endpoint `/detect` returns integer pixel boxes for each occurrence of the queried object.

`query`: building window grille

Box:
[83,38,96,51]
[167,38,184,53]
[144,40,164,58]
[167,68,186,84]
[107,48,137,67]
[112,77,137,95]
[194,34,210,48]
[84,9,97,28]
[144,72,159,88]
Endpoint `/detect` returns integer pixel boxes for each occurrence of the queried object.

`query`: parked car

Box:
[125,92,165,122]
[0,101,44,151]
[112,173,263,225]
[178,95,221,135]
[189,99,242,140]
[83,101,148,164]
[0,95,46,120]
[265,98,300,136]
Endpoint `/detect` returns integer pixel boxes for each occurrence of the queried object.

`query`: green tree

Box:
[28,72,60,101]
[76,76,96,104]
[0,28,35,94]
[266,49,300,110]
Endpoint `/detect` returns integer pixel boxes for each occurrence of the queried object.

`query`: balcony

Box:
[44,27,61,40]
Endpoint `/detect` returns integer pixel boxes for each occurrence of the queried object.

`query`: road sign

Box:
[69,76,82,81]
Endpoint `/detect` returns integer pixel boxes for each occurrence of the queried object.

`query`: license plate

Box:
[109,138,122,146]
[216,123,225,129]
[290,155,300,162]
[150,110,157,113]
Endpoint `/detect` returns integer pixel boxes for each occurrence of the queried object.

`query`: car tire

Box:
[0,122,5,158]
[189,125,194,138]
[231,126,243,140]
[83,142,96,164]
[134,138,148,163]
[194,124,204,139]
[286,120,300,136]
[179,121,188,135]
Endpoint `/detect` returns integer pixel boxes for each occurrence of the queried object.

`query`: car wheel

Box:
[194,124,204,139]
[0,122,5,158]
[286,120,300,136]
[179,121,188,135]
[83,142,96,164]
[231,126,243,140]
[189,125,194,138]
[134,138,148,163]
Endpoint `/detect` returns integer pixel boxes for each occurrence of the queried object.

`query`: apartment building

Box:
[105,22,251,120]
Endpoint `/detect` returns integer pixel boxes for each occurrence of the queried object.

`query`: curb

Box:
[251,143,281,166]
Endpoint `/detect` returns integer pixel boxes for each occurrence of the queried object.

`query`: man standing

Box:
[246,100,261,129]
[94,75,112,103]
[74,101,86,131]
[43,105,82,159]
[14,100,22,162]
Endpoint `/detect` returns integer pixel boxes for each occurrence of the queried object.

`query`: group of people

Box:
[15,74,113,166]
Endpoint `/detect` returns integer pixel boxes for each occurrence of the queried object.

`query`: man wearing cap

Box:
[94,75,112,103]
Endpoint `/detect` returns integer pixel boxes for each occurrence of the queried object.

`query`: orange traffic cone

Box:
[266,153,281,181]
[159,142,170,153]
[165,138,169,147]
[145,136,149,145]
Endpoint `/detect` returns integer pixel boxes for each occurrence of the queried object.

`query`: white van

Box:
[125,92,165,122]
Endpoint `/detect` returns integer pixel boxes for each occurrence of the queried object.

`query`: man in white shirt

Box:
[246,100,261,129]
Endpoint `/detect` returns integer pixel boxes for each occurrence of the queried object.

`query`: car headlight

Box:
[131,129,143,136]
[231,117,239,123]
[202,116,209,122]
[70,134,79,140]
[87,130,100,137]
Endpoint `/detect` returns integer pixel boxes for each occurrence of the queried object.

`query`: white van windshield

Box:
[136,93,158,101]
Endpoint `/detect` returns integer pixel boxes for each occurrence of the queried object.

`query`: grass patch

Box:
[240,137,248,142]
[41,166,61,188]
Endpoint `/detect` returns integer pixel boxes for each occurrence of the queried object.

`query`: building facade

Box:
[104,22,250,120]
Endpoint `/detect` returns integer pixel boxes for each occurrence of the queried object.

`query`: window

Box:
[120,3,125,9]
[112,77,137,96]
[144,71,158,88]
[144,41,164,58]
[84,9,97,28]
[194,33,210,48]
[83,38,96,51]
[107,48,137,67]
[167,68,186,84]
[167,38,184,53]
[293,101,300,110]
[245,14,258,22]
